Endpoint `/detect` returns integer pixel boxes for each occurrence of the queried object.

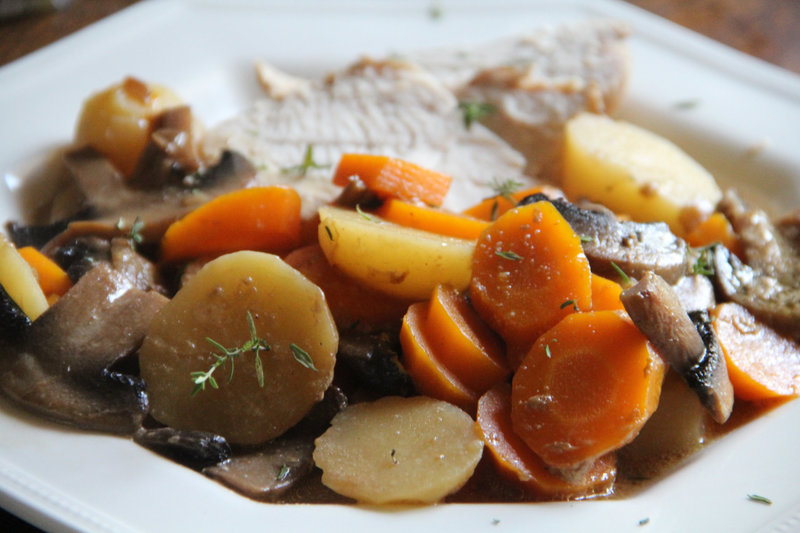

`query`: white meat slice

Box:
[407,20,631,181]
[203,59,528,218]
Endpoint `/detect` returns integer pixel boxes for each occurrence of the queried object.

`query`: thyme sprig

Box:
[691,247,715,276]
[282,145,329,176]
[190,311,270,396]
[458,101,495,129]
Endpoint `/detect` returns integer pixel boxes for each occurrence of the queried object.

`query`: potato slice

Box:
[0,233,47,320]
[313,395,484,504]
[562,112,722,236]
[317,206,474,300]
[139,251,337,445]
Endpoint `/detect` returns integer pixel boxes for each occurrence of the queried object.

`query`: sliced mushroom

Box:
[0,263,167,433]
[0,284,31,340]
[519,193,689,283]
[711,244,800,337]
[203,437,315,501]
[672,274,716,313]
[337,331,416,397]
[61,147,255,243]
[133,427,232,470]
[620,271,733,423]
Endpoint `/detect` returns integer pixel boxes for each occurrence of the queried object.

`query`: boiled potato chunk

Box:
[318,206,474,300]
[0,233,47,320]
[139,251,337,445]
[563,112,722,236]
[75,77,185,176]
[313,396,484,504]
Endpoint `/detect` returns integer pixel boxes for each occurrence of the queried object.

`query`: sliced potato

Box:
[313,396,483,504]
[562,112,722,236]
[139,251,337,445]
[74,77,186,176]
[317,206,474,300]
[0,233,47,320]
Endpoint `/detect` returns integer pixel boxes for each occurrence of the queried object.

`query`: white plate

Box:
[2,1,800,532]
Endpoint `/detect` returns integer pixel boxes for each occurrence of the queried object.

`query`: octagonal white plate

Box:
[1,1,800,532]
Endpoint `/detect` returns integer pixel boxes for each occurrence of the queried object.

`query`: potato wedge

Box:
[139,251,337,445]
[0,233,48,320]
[562,112,721,236]
[313,395,483,504]
[317,206,474,300]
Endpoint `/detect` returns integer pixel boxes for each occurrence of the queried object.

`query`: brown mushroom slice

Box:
[0,263,167,433]
[711,244,800,337]
[61,147,255,243]
[134,427,232,470]
[620,271,733,423]
[203,438,315,501]
[519,194,689,284]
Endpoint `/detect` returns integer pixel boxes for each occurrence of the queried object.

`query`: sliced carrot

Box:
[590,273,624,311]
[477,383,616,499]
[17,246,72,298]
[511,310,665,468]
[685,212,742,258]
[469,201,592,367]
[284,244,412,332]
[160,186,301,262]
[425,285,509,393]
[375,199,488,240]
[332,153,452,207]
[399,302,479,412]
[711,302,800,401]
[462,186,548,221]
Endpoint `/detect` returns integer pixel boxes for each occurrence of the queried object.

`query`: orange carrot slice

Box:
[477,383,616,499]
[711,302,800,401]
[511,310,665,468]
[375,199,488,240]
[399,302,478,412]
[18,246,72,297]
[284,244,412,331]
[590,273,624,311]
[469,201,592,367]
[425,285,509,393]
[161,186,301,262]
[685,212,742,258]
[462,186,547,221]
[332,153,452,207]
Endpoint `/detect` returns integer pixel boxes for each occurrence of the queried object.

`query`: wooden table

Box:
[0,0,798,531]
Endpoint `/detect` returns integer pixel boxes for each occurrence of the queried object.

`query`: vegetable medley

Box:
[2,25,800,507]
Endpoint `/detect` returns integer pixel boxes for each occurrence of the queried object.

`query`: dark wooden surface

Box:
[0,0,798,531]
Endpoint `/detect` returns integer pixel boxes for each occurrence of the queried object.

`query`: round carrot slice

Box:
[711,302,800,401]
[510,310,665,468]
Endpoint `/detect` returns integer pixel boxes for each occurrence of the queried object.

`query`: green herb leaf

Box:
[356,204,379,222]
[544,344,552,358]
[495,250,523,261]
[282,144,329,176]
[324,225,334,241]
[560,299,579,311]
[459,101,496,129]
[277,464,290,481]
[579,234,595,243]
[610,262,632,286]
[290,343,318,371]
[747,494,772,505]
[691,247,715,276]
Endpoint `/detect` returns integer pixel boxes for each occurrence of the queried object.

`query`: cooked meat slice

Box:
[202,58,529,217]
[719,189,800,284]
[672,274,716,313]
[408,20,630,180]
[0,263,167,433]
[620,272,733,423]
[520,193,689,283]
[711,244,800,337]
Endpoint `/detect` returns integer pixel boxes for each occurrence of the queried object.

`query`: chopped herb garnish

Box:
[560,299,579,311]
[282,144,328,176]
[496,250,523,261]
[638,517,650,526]
[356,204,379,222]
[390,448,398,464]
[489,177,523,205]
[191,311,270,396]
[674,99,700,110]
[290,343,318,371]
[117,216,145,247]
[489,200,499,221]
[491,518,501,526]
[277,464,290,481]
[544,344,552,358]
[459,101,496,129]
[428,1,443,19]
[610,262,631,286]
[691,248,715,276]
[579,234,594,243]
[747,494,772,505]
[324,225,334,241]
